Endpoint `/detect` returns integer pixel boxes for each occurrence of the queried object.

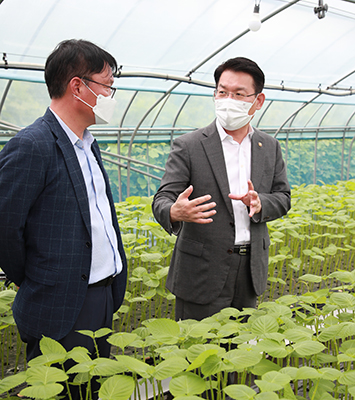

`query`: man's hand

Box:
[170,185,216,224]
[228,180,261,217]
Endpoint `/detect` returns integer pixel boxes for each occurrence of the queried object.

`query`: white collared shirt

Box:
[216,119,253,245]
[50,109,122,284]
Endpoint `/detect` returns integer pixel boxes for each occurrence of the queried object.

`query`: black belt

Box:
[233,244,251,256]
[88,275,115,288]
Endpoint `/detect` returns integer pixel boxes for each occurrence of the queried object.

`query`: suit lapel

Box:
[44,109,91,237]
[251,129,265,191]
[201,123,234,216]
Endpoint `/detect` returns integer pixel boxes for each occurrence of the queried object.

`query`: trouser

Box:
[175,252,256,321]
[19,284,114,400]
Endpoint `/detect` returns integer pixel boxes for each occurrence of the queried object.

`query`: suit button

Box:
[86,241,92,248]
[227,248,233,255]
[230,222,235,227]
[81,274,88,281]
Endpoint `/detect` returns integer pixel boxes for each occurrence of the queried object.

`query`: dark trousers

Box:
[20,284,114,400]
[175,252,256,321]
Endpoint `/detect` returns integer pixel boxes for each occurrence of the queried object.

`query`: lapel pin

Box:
[258,142,262,147]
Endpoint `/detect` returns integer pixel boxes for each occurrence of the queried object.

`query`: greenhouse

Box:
[1,0,355,399]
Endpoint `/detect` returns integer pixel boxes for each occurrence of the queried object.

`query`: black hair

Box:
[45,39,118,99]
[214,57,265,94]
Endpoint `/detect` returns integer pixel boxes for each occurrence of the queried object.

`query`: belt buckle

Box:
[239,246,247,255]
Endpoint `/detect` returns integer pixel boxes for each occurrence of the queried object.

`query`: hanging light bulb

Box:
[249,2,261,32]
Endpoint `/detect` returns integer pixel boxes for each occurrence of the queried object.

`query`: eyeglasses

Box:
[82,77,116,98]
[214,89,258,101]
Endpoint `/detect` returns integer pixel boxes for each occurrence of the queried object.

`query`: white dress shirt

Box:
[50,109,122,284]
[216,119,253,245]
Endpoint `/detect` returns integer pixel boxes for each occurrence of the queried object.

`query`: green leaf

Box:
[214,321,241,338]
[0,371,27,394]
[26,365,68,384]
[93,327,112,338]
[318,324,341,342]
[20,383,64,399]
[328,271,355,284]
[319,367,342,381]
[142,274,160,287]
[140,252,163,262]
[279,366,298,380]
[292,340,326,356]
[186,349,219,371]
[295,366,321,380]
[39,336,67,356]
[255,392,279,400]
[169,372,206,397]
[76,329,94,339]
[28,352,67,367]
[67,360,95,374]
[143,318,180,344]
[251,315,279,335]
[155,267,169,279]
[107,332,138,350]
[201,354,226,376]
[330,292,355,308]
[99,375,135,400]
[250,358,281,376]
[180,322,212,339]
[73,372,89,384]
[114,355,153,378]
[340,339,355,353]
[338,370,355,386]
[91,357,127,376]
[224,384,256,400]
[186,344,224,363]
[153,357,189,380]
[323,244,338,255]
[66,346,91,363]
[299,274,323,283]
[255,371,290,392]
[224,348,262,371]
[283,327,314,342]
[0,289,16,303]
[132,266,147,278]
[256,339,289,358]
[143,289,157,299]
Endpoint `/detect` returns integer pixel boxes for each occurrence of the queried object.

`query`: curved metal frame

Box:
[1,0,355,197]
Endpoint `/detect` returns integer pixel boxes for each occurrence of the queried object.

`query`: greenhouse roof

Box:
[1,0,355,105]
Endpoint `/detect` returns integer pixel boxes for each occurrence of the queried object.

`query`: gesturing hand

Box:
[228,180,261,217]
[170,185,217,224]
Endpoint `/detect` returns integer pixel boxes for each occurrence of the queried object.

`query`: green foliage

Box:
[100,137,355,202]
[3,294,355,399]
[1,180,355,399]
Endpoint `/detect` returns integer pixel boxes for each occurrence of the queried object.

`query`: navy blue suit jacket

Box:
[0,108,127,340]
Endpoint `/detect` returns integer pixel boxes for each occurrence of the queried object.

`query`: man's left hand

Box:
[228,180,261,217]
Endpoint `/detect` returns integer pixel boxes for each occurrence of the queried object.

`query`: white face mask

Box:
[215,96,257,131]
[74,81,117,125]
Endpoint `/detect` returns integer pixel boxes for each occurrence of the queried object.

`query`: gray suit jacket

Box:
[152,120,290,304]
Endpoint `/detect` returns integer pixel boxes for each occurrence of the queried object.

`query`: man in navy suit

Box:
[0,39,127,399]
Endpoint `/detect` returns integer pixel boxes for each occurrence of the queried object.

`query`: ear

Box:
[69,77,83,97]
[255,92,265,110]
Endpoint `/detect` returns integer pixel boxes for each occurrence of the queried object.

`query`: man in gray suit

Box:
[152,57,290,321]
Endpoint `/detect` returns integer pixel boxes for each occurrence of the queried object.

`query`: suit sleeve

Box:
[152,137,191,235]
[0,135,46,286]
[253,139,291,224]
